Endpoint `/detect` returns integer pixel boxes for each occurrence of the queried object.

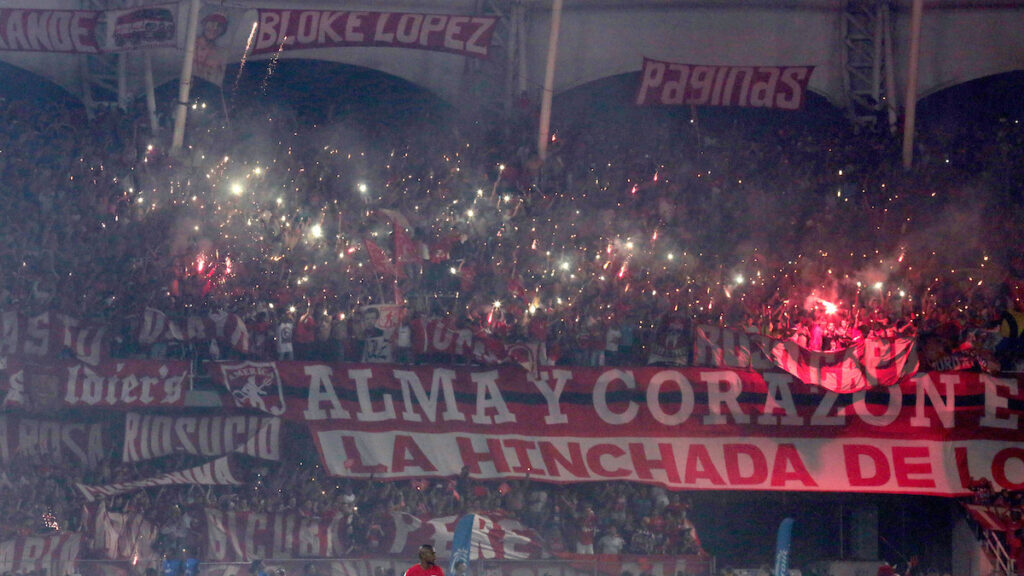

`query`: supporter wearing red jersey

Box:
[405,544,444,576]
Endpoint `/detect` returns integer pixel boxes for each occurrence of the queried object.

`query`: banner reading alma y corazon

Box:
[209,361,1024,496]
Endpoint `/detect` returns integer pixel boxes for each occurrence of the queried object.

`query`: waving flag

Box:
[773,517,795,576]
[450,514,475,574]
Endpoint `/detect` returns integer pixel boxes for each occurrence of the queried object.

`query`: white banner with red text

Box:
[206,361,1024,495]
[636,58,814,110]
[252,10,498,58]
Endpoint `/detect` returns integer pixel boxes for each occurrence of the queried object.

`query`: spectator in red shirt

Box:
[294,306,317,360]
[404,544,444,576]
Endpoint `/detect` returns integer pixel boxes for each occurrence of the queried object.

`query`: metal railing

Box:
[75,554,714,576]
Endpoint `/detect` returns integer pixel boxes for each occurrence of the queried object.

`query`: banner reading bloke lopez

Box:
[209,361,1024,497]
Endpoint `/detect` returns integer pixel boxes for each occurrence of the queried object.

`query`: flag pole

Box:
[171,0,202,153]
[142,51,159,135]
[537,0,563,162]
[900,0,924,169]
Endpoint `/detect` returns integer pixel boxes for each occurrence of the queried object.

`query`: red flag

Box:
[507,275,528,303]
[379,209,422,266]
[364,239,403,278]
[757,337,919,393]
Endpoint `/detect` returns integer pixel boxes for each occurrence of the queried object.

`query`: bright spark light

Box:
[821,300,838,315]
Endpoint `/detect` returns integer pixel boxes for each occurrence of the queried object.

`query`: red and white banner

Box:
[81,502,160,564]
[365,238,402,279]
[252,10,498,58]
[122,412,281,462]
[204,510,540,562]
[138,308,250,355]
[4,358,190,411]
[379,209,424,266]
[0,533,80,576]
[694,325,920,392]
[102,3,181,52]
[0,311,108,364]
[636,58,814,110]
[76,454,245,501]
[693,325,776,371]
[962,503,1018,532]
[0,415,106,467]
[206,361,1024,495]
[0,9,100,53]
[759,336,918,392]
[411,318,530,368]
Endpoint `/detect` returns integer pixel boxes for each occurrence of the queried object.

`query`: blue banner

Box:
[773,517,795,576]
[450,514,475,576]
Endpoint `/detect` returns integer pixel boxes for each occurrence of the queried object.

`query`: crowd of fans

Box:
[2,65,1024,576]
[6,81,1024,375]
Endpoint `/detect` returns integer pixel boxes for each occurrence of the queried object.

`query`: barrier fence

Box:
[75,555,715,576]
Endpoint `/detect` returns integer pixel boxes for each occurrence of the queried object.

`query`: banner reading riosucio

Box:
[208,361,1024,496]
[252,10,497,57]
[122,412,281,462]
[636,57,814,109]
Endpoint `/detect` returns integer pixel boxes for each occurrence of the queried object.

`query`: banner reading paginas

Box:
[636,58,814,110]
[252,10,498,58]
[209,361,1024,495]
[122,412,281,462]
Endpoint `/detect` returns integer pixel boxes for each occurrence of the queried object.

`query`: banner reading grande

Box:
[0,9,100,53]
[636,57,814,110]
[209,361,1024,496]
[252,10,498,58]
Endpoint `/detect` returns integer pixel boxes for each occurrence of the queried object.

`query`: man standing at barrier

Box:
[405,544,445,576]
